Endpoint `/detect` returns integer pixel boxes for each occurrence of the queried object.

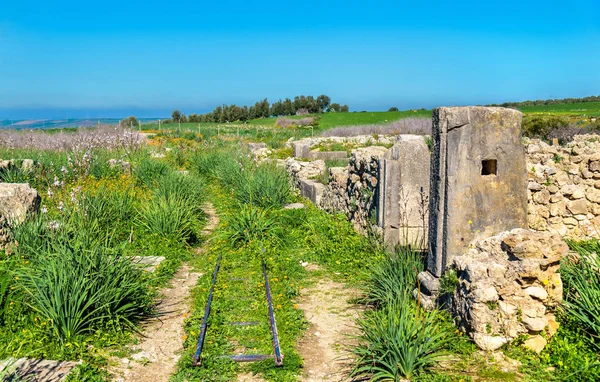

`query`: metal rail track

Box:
[191,257,283,367]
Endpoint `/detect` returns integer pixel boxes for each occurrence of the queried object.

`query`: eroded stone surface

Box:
[451,228,568,351]
[427,106,528,278]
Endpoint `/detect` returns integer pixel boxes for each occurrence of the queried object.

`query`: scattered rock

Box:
[523,335,547,354]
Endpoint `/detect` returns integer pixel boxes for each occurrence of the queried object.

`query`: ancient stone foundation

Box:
[287,136,430,238]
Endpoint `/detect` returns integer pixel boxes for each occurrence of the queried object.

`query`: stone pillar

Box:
[378,135,430,248]
[417,107,528,307]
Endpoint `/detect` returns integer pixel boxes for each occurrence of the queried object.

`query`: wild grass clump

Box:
[365,247,425,307]
[190,148,244,185]
[138,172,206,243]
[351,290,453,380]
[562,241,600,346]
[321,117,432,137]
[134,158,171,187]
[221,204,282,246]
[16,243,153,342]
[236,164,291,208]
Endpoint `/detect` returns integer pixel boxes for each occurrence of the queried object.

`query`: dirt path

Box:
[297,269,360,382]
[111,203,219,382]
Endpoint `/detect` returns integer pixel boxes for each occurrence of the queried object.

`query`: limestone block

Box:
[428,107,527,277]
[587,189,600,203]
[523,335,547,353]
[473,333,508,351]
[567,199,588,215]
[524,286,548,301]
[0,183,41,225]
[292,141,310,158]
[532,190,550,205]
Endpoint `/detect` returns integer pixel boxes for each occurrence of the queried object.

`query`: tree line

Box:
[491,95,600,108]
[168,95,349,124]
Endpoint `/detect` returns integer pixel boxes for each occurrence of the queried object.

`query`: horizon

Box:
[1,0,599,119]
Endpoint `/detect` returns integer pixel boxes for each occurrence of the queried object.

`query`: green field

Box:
[143,109,432,132]
[518,102,600,118]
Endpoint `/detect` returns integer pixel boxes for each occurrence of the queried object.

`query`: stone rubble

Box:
[451,228,568,351]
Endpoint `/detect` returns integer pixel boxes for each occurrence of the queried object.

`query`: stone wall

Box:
[527,135,600,239]
[287,136,430,240]
[287,132,600,247]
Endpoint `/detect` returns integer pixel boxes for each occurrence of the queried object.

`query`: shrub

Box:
[351,291,453,380]
[388,107,399,112]
[119,116,139,128]
[16,244,153,341]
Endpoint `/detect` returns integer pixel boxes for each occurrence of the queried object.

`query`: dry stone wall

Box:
[288,133,600,246]
[526,135,600,239]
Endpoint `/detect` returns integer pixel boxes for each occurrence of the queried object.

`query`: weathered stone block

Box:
[427,107,528,277]
[292,141,310,158]
[378,135,430,248]
[0,183,41,225]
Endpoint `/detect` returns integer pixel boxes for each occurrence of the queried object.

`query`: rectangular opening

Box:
[481,159,497,176]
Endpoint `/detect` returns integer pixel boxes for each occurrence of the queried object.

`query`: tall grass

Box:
[365,247,425,307]
[562,241,600,346]
[351,291,453,380]
[350,245,453,380]
[236,164,291,208]
[137,172,206,243]
[16,244,153,341]
[221,204,282,246]
[134,158,171,188]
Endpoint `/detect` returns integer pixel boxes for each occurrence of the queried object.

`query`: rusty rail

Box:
[192,257,283,367]
[192,255,222,366]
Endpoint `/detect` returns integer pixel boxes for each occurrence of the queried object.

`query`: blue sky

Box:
[1,0,599,118]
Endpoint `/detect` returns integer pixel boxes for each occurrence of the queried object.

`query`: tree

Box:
[172,110,182,121]
[270,99,284,117]
[317,95,331,112]
[388,107,399,112]
[283,98,295,115]
[119,116,139,128]
[340,105,349,112]
[328,103,341,112]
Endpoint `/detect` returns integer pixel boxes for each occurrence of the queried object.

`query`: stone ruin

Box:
[419,106,529,301]
[452,229,567,352]
[286,135,430,242]
[284,106,574,352]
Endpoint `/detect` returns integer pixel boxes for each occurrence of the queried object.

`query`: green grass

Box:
[519,102,600,118]
[143,109,432,138]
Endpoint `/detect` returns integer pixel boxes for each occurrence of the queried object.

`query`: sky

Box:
[1,0,599,119]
